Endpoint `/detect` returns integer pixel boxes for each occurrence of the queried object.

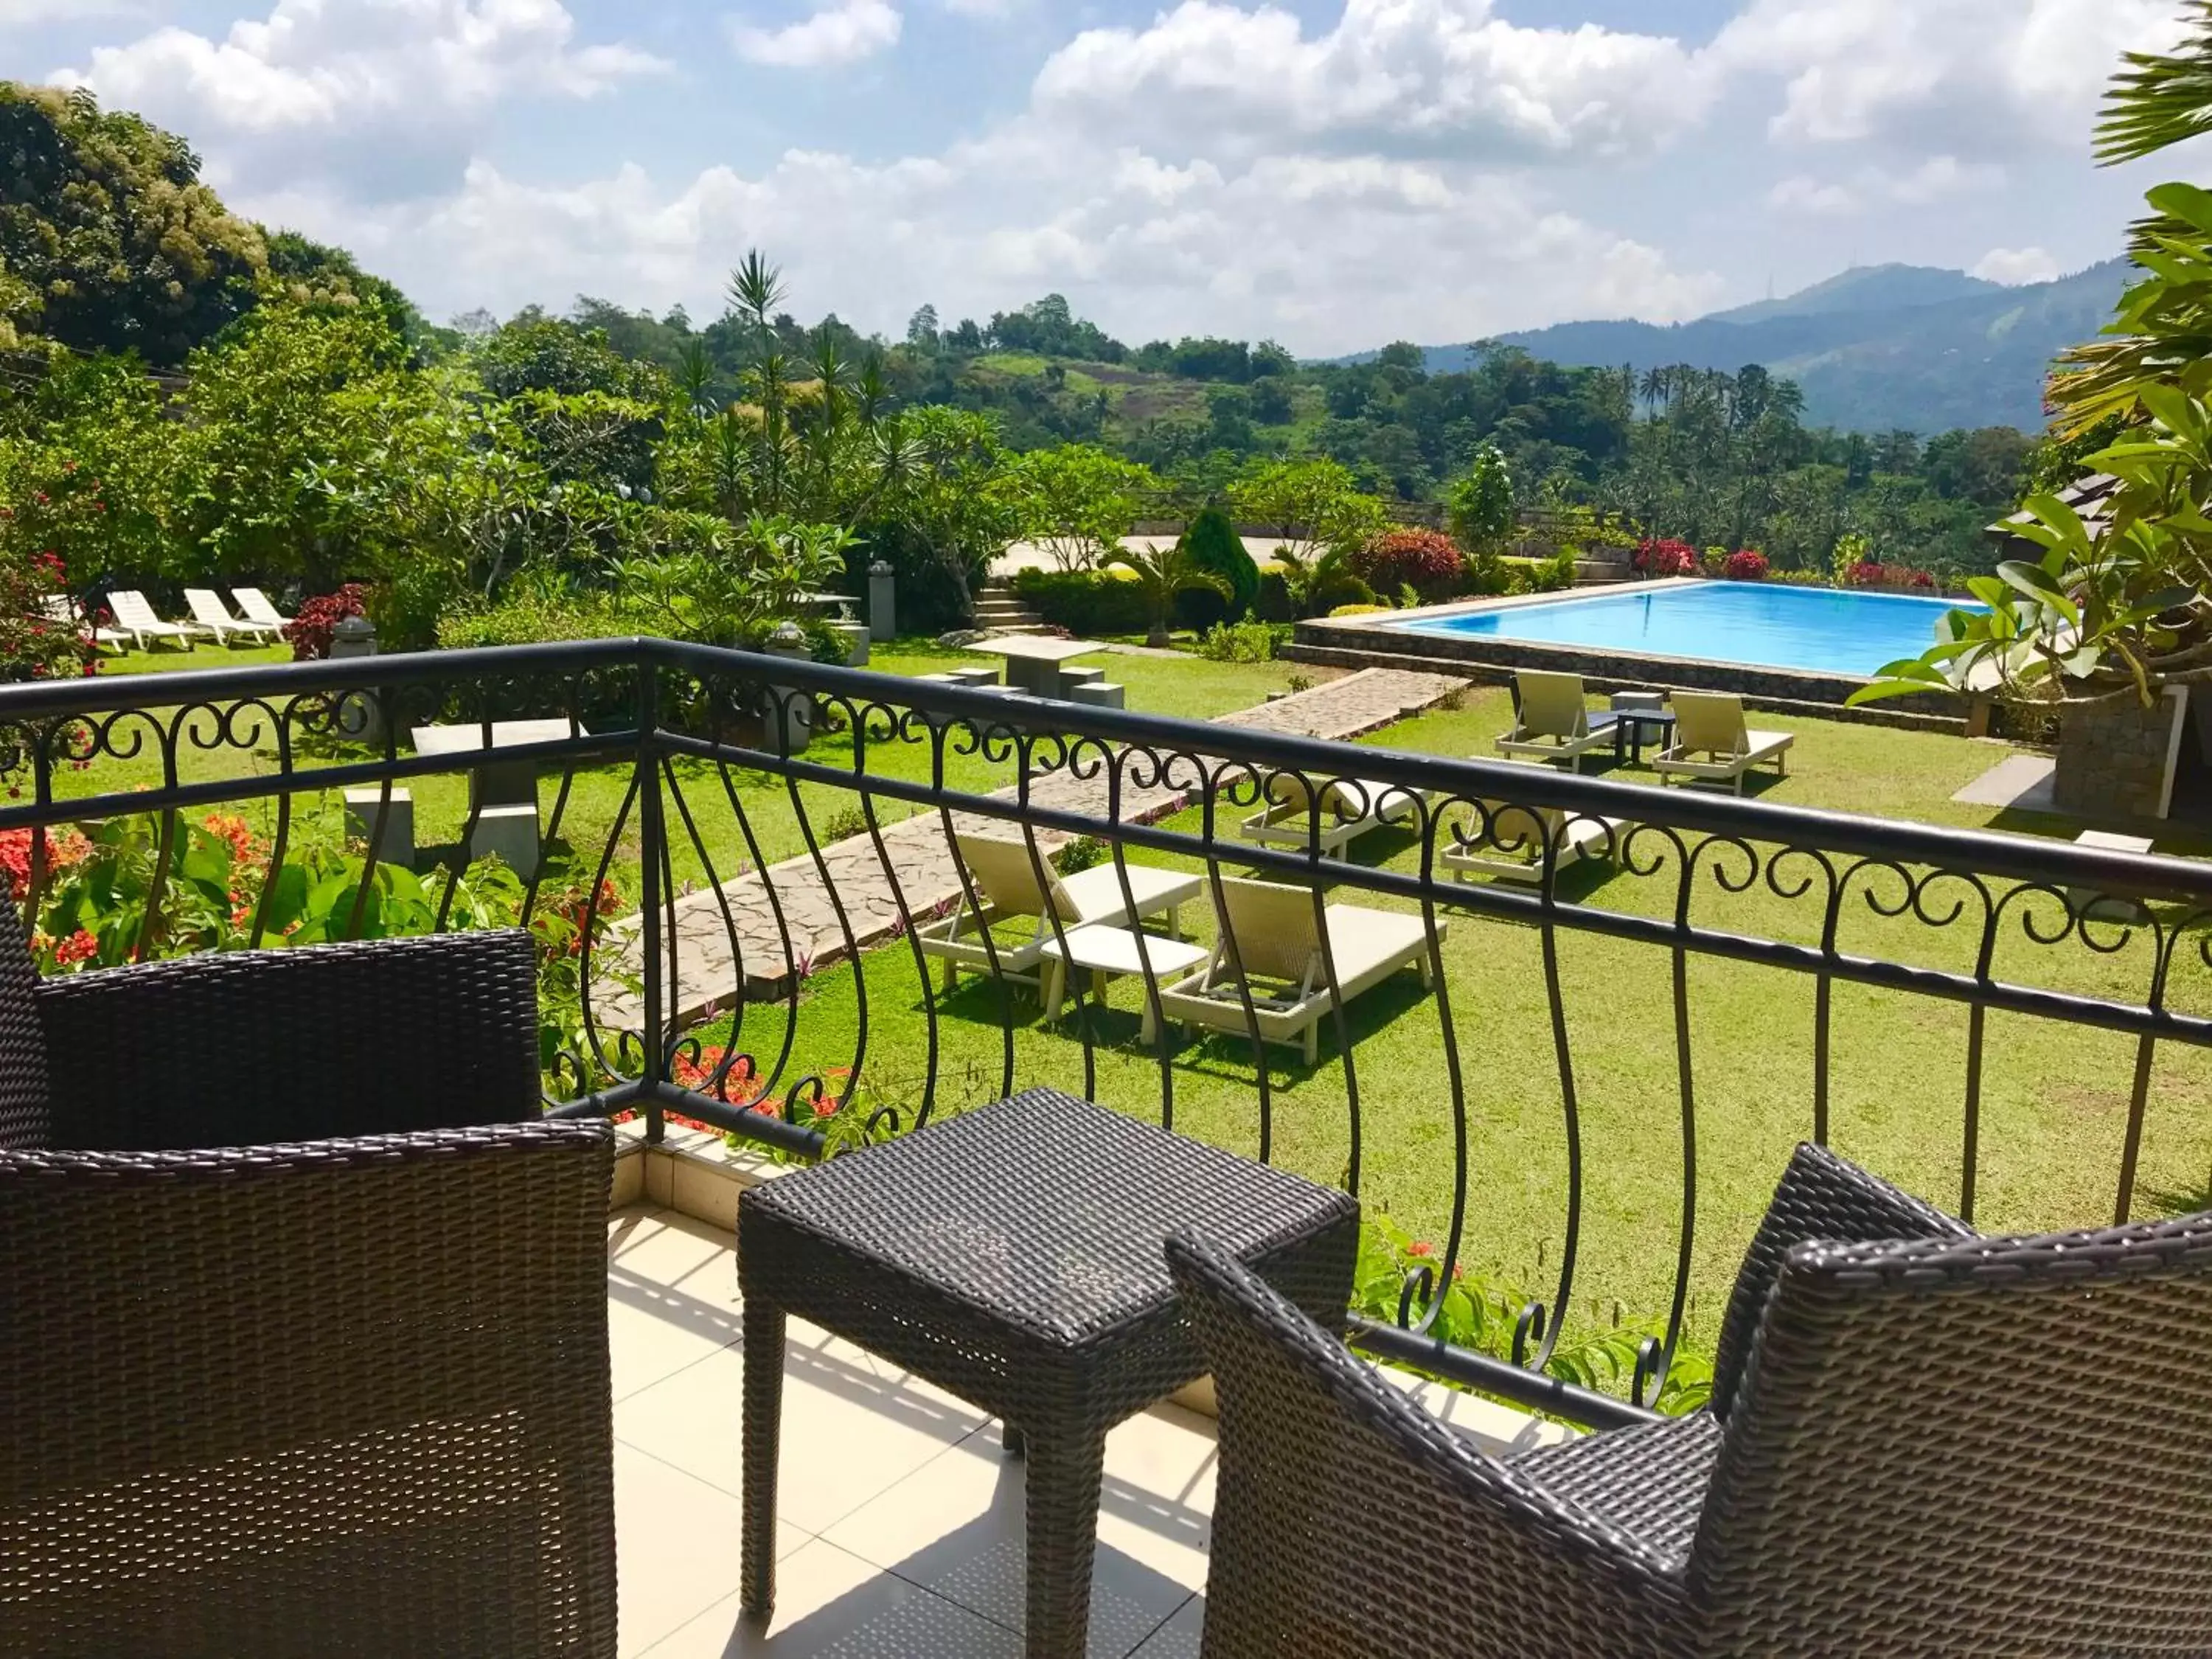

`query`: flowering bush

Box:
[1633,538,1697,578]
[1353,529,1464,601]
[1722,549,1770,581]
[0,825,91,905]
[0,543,97,685]
[282,582,369,661]
[1844,560,1935,591]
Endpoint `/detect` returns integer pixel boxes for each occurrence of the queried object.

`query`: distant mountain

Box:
[1704,262,2005,326]
[1360,260,2129,434]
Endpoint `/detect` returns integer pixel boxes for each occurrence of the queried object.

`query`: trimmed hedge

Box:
[1011,567,1150,635]
[1178,506,1259,630]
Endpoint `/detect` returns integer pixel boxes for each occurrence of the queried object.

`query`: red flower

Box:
[1405,1239,1434,1259]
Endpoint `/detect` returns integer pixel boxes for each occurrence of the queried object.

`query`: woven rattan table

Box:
[736,1086,1359,1657]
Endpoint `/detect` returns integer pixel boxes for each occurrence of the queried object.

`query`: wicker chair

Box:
[1169,1143,2212,1658]
[0,901,617,1658]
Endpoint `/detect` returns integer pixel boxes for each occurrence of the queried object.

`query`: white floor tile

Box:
[639,1538,1023,1658]
[819,1409,1217,1659]
[614,1329,990,1534]
[608,1209,748,1401]
[616,1441,807,1658]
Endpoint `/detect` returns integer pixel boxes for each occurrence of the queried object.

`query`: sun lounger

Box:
[105,590,201,652]
[1652,691,1793,794]
[38,594,127,653]
[1239,773,1430,856]
[184,588,281,646]
[231,588,291,630]
[1151,876,1439,1065]
[1495,670,1618,772]
[916,832,1203,1001]
[1441,796,1627,885]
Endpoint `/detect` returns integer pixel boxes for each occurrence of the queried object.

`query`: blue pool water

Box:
[1391,582,1984,678]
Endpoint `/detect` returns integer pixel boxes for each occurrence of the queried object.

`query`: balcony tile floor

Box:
[608,1204,1214,1658]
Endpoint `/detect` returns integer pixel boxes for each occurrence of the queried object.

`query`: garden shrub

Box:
[1354,529,1462,601]
[1176,507,1259,630]
[1633,538,1697,577]
[1723,549,1770,580]
[435,591,634,650]
[1,548,96,684]
[1845,560,1935,590]
[1197,620,1289,663]
[1328,602,1391,618]
[1010,568,1150,636]
[282,582,369,661]
[1309,570,1376,613]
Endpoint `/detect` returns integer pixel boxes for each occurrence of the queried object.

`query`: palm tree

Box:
[1273,541,1354,617]
[1106,541,1232,647]
[2096,1,2212,163]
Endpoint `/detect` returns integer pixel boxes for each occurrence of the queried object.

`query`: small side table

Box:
[737,1088,1358,1658]
[1611,709,1677,766]
[1037,924,1209,1034]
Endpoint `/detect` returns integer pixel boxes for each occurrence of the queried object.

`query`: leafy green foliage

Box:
[1179,505,1259,627]
[1105,540,1233,647]
[1009,568,1150,636]
[1005,444,1155,570]
[1353,1213,1712,1416]
[0,84,265,364]
[1195,619,1287,662]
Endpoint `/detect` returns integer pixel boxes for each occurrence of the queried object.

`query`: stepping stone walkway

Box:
[601,667,1467,1026]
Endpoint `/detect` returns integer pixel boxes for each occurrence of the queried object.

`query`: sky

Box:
[1,0,2192,353]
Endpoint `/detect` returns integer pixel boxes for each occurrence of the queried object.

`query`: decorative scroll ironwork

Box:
[4,637,2211,1427]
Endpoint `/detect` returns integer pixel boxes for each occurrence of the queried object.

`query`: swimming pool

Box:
[1390,582,1983,679]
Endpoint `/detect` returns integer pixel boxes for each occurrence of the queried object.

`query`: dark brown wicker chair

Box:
[0,901,618,1658]
[1169,1144,2212,1658]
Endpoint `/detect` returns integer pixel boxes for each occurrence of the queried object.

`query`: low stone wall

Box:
[1288,616,1968,730]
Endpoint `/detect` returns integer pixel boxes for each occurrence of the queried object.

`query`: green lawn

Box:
[30,643,2212,1374]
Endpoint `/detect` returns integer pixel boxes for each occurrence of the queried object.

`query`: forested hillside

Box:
[0,81,2099,588]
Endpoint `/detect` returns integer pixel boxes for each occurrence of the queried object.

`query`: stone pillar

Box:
[327,613,383,745]
[832,621,870,666]
[2052,686,2190,819]
[764,622,814,755]
[868,560,896,642]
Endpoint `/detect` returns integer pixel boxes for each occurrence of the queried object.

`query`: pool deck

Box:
[1287,580,1972,731]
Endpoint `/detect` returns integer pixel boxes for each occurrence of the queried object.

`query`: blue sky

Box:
[2,0,2188,352]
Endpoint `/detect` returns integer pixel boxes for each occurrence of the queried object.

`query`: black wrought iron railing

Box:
[4,638,2211,1430]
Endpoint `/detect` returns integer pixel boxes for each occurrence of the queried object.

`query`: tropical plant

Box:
[1105,540,1233,647]
[1227,456,1388,569]
[1271,541,1361,617]
[877,406,1018,623]
[1196,619,1287,663]
[609,515,854,649]
[1857,10,2212,709]
[1723,549,1770,580]
[1006,445,1154,571]
[1445,441,1515,575]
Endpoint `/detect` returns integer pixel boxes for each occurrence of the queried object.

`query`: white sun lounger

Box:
[1239,773,1430,857]
[1150,876,1439,1065]
[1652,692,1793,794]
[1495,670,1618,772]
[231,588,291,629]
[184,588,282,646]
[105,590,201,652]
[915,832,1204,1001]
[38,594,128,653]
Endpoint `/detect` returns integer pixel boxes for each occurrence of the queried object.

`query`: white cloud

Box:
[1717,0,2184,153]
[53,0,664,196]
[729,0,900,67]
[1768,153,2003,215]
[1973,246,2062,285]
[253,125,1720,353]
[1030,0,1717,162]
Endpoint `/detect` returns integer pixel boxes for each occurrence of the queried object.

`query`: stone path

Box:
[602,667,1467,1024]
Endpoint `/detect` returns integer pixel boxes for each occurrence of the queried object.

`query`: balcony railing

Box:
[5,638,2209,1431]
